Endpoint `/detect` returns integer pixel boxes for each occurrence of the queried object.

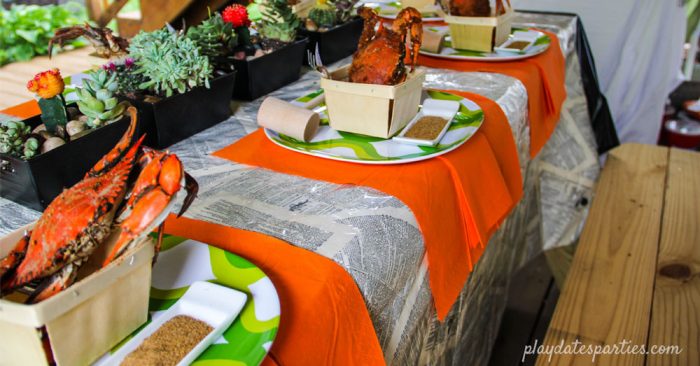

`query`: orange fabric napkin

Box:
[164,215,386,366]
[1,100,40,119]
[213,92,522,320]
[418,31,566,157]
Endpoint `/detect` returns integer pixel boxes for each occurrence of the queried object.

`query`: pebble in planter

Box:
[0,68,132,210]
[225,2,309,100]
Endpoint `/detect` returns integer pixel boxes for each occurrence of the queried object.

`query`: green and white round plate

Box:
[362,1,444,21]
[100,235,280,366]
[420,27,551,61]
[266,89,484,165]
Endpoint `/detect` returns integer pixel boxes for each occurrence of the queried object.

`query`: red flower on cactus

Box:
[222,4,251,28]
[27,68,64,99]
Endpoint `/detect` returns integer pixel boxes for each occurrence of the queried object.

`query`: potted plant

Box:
[224,2,309,100]
[0,68,132,210]
[117,21,237,148]
[299,0,363,65]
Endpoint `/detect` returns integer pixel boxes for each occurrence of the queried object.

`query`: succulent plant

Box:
[27,68,68,134]
[104,58,146,97]
[260,0,301,43]
[334,0,358,23]
[0,120,39,159]
[129,27,214,98]
[187,13,238,67]
[309,0,336,28]
[76,69,130,128]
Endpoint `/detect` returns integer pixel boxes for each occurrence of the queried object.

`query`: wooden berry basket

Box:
[445,7,513,52]
[0,225,154,366]
[320,65,426,138]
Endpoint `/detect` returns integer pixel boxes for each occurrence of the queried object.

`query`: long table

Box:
[0,12,602,365]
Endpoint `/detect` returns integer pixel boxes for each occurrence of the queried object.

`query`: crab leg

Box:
[357,7,379,50]
[26,262,80,304]
[0,232,30,280]
[88,106,138,178]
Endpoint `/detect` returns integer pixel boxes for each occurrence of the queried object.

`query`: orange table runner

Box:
[164,215,385,366]
[213,92,522,320]
[1,100,40,119]
[418,31,566,157]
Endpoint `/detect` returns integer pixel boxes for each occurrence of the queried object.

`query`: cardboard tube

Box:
[257,97,320,142]
[421,30,446,54]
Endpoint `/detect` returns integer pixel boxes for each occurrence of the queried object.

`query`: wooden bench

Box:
[535,144,699,365]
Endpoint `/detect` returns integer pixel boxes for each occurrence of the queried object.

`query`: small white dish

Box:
[100,281,247,366]
[494,37,535,55]
[393,99,460,146]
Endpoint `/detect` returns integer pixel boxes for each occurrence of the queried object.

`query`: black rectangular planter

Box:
[0,111,131,211]
[129,71,236,149]
[232,38,308,101]
[301,18,363,65]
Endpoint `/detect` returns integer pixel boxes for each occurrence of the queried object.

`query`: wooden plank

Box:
[0,48,102,110]
[139,0,197,32]
[536,144,669,365]
[647,148,700,366]
[96,0,130,26]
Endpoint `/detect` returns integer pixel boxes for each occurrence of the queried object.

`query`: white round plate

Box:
[265,89,484,165]
[420,26,551,61]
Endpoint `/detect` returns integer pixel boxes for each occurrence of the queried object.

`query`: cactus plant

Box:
[309,0,336,28]
[0,120,39,159]
[187,12,238,67]
[129,27,214,98]
[76,69,130,128]
[27,68,68,134]
[222,4,253,52]
[260,0,301,43]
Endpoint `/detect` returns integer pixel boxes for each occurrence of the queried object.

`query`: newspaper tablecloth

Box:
[0,12,599,365]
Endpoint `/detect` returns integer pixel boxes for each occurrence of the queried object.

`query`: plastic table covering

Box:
[0,12,600,366]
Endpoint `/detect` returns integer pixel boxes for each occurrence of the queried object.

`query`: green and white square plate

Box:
[96,236,280,366]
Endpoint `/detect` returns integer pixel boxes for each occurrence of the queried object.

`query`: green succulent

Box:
[187,13,238,67]
[309,0,336,28]
[76,69,130,128]
[260,0,301,43]
[334,0,358,23]
[107,59,146,97]
[0,120,38,159]
[129,27,214,98]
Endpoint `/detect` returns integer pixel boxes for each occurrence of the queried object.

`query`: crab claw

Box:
[103,152,195,266]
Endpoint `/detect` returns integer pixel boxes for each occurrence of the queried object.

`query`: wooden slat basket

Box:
[0,225,154,366]
[320,65,426,138]
[445,7,513,52]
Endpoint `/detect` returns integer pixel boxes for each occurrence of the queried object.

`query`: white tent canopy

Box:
[512,0,687,144]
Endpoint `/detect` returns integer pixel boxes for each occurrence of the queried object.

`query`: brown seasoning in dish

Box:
[120,315,213,366]
[508,41,530,50]
[404,116,448,140]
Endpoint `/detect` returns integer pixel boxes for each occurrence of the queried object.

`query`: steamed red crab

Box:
[0,107,198,303]
[348,6,423,85]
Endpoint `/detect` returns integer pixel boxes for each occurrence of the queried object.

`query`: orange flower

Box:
[27,68,65,99]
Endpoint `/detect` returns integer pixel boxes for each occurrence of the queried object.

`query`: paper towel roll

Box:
[257,97,320,142]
